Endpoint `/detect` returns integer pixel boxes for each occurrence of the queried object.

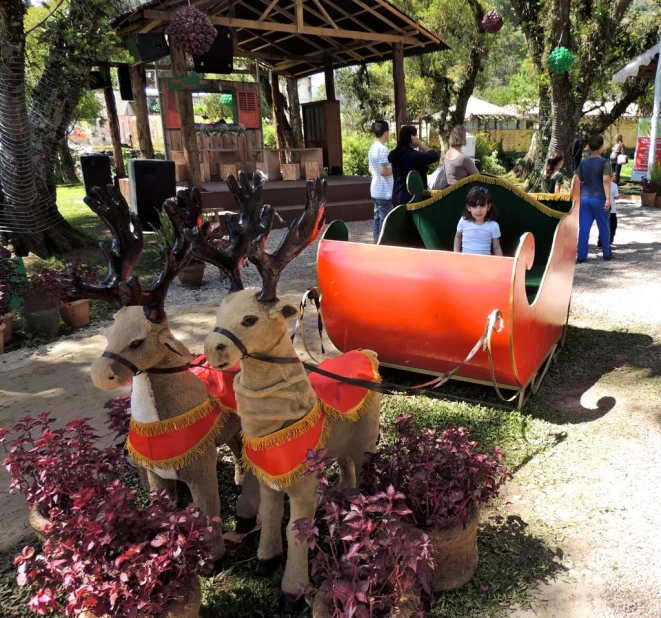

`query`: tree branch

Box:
[25,0,67,36]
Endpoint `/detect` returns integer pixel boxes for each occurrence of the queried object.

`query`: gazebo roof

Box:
[613,44,659,83]
[112,0,448,78]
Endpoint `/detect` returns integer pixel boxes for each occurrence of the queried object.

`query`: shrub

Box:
[294,449,433,618]
[342,132,374,176]
[104,395,132,440]
[649,161,661,194]
[0,412,127,517]
[262,123,277,149]
[363,415,510,530]
[14,484,217,617]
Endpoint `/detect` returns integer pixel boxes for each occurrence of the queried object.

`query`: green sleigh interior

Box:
[376,174,569,302]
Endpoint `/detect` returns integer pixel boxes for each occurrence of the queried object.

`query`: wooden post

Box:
[169,43,202,188]
[271,72,287,164]
[324,54,335,101]
[129,64,154,160]
[103,85,126,178]
[392,42,406,136]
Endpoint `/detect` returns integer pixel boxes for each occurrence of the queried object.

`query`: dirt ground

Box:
[1,205,661,617]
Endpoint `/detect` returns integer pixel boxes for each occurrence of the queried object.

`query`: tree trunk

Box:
[270,73,289,163]
[285,77,304,149]
[514,83,552,183]
[58,138,78,184]
[129,64,154,160]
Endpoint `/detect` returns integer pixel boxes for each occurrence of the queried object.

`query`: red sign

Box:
[633,136,661,172]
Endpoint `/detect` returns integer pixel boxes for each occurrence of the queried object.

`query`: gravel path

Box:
[2,200,661,617]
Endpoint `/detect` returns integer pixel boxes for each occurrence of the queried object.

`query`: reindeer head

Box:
[62,184,202,390]
[203,176,327,369]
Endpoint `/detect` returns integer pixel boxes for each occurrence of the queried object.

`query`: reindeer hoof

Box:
[279,592,305,615]
[255,555,283,577]
[235,515,257,534]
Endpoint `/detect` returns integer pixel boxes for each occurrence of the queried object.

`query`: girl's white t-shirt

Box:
[457,218,501,255]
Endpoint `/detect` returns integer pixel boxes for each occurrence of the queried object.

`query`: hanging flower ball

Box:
[548,47,575,73]
[168,7,217,56]
[481,10,503,34]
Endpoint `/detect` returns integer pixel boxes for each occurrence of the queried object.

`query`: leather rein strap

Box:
[101,351,191,376]
[212,310,504,398]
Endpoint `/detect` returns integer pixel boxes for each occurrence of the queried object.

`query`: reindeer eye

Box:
[241,315,259,327]
[129,339,145,349]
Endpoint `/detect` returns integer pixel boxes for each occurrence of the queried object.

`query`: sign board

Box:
[166,75,222,93]
[631,117,661,181]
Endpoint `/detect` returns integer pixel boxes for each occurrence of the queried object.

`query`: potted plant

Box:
[151,209,205,287]
[640,175,658,206]
[14,484,216,618]
[19,268,62,335]
[363,416,510,592]
[650,161,661,207]
[59,263,99,328]
[0,412,127,539]
[294,450,433,618]
[0,255,21,343]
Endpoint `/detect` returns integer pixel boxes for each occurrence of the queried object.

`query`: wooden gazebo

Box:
[112,0,447,189]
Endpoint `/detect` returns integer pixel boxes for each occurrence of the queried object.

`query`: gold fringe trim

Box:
[529,192,572,202]
[129,397,232,436]
[242,402,325,451]
[241,416,331,490]
[126,413,225,471]
[406,174,566,220]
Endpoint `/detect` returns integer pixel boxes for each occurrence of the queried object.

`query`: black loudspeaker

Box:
[124,33,169,64]
[80,155,113,198]
[193,27,233,74]
[88,67,112,90]
[117,66,133,101]
[128,160,176,230]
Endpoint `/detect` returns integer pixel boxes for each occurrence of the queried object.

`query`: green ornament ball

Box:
[548,47,574,73]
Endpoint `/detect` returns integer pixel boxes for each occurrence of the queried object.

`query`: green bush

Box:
[262,123,276,149]
[343,132,374,176]
[475,132,493,163]
[481,151,507,175]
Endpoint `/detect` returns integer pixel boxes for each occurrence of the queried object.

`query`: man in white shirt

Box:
[368,120,393,243]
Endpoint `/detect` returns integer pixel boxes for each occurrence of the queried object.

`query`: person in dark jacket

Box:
[388,125,439,205]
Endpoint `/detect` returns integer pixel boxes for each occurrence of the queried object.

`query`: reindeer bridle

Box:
[212,326,301,365]
[101,348,192,376]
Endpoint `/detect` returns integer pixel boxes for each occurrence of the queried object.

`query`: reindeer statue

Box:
[191,176,381,611]
[64,183,265,561]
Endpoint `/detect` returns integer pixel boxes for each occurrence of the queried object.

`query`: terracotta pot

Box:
[0,323,5,354]
[1,310,15,343]
[177,261,205,287]
[312,582,417,618]
[59,299,91,328]
[423,509,480,592]
[641,191,656,206]
[80,577,201,618]
[23,307,60,335]
[655,195,661,208]
[29,505,49,543]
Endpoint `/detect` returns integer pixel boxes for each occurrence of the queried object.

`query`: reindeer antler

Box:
[249,177,327,303]
[141,187,203,322]
[62,184,144,307]
[185,172,274,290]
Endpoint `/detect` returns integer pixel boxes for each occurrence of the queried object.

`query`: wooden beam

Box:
[392,42,406,136]
[296,0,304,32]
[370,0,441,43]
[258,0,280,22]
[352,0,400,31]
[312,0,339,28]
[169,43,203,188]
[129,64,154,160]
[142,10,421,44]
[103,85,126,178]
[324,54,336,101]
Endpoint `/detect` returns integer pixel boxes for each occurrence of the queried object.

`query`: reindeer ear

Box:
[157,328,192,362]
[280,303,299,320]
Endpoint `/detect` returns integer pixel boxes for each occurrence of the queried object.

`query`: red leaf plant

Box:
[293,449,434,618]
[0,413,127,519]
[362,415,511,531]
[14,483,218,617]
[103,395,132,440]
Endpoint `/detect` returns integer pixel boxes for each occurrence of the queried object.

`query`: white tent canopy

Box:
[613,46,659,84]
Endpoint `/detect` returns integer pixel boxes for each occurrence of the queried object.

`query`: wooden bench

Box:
[253,148,323,181]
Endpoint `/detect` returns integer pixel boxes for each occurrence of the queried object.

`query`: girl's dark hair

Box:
[545,152,564,178]
[397,125,417,148]
[463,187,497,221]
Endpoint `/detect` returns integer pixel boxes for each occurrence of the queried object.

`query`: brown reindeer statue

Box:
[192,177,381,611]
[63,183,265,561]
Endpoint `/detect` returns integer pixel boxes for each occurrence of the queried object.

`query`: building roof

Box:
[613,44,660,83]
[112,0,448,78]
[433,97,516,120]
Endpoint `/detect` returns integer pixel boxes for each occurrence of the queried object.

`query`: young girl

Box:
[453,187,503,256]
[541,152,565,194]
